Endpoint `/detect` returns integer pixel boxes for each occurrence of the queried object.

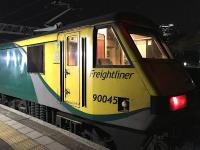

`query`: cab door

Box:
[64,33,80,106]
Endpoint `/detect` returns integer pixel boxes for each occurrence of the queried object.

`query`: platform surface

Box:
[0,104,108,150]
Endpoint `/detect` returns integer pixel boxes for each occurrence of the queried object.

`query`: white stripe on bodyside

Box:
[30,74,68,113]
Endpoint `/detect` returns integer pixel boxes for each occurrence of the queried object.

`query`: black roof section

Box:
[46,11,157,33]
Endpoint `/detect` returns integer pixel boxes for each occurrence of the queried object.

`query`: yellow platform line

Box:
[0,120,47,150]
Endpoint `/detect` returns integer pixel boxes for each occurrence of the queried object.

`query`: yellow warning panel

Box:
[0,121,46,150]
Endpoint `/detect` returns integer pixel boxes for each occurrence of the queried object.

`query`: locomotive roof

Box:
[28,11,157,37]
[57,11,156,30]
[1,12,157,45]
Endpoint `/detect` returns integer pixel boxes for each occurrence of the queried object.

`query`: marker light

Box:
[169,95,187,111]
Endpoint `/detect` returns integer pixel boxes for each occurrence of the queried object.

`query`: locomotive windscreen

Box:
[130,33,169,59]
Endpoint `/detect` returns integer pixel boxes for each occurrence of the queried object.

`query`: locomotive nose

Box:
[142,60,195,96]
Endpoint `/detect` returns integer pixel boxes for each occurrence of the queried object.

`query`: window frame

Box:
[93,24,134,68]
[124,24,173,60]
[27,44,45,73]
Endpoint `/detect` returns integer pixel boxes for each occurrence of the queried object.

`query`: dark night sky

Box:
[84,0,200,33]
[133,0,200,33]
[0,0,200,33]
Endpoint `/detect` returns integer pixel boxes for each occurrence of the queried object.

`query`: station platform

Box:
[0,104,108,150]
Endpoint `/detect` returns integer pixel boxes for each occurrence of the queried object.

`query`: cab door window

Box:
[96,27,130,66]
[67,36,78,66]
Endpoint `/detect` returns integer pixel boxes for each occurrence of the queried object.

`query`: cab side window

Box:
[96,27,130,66]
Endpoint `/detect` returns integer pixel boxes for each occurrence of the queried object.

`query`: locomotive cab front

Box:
[89,15,200,149]
[121,22,196,111]
[120,20,199,128]
[91,15,197,133]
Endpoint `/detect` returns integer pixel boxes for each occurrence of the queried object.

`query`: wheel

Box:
[145,134,168,150]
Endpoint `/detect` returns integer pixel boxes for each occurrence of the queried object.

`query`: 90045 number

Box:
[93,94,118,104]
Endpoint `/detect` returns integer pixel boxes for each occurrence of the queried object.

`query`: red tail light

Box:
[169,95,187,111]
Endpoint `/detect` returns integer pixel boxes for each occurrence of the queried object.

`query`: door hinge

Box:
[65,89,70,97]
[65,69,70,78]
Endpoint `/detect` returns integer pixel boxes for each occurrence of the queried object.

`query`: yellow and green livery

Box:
[0,12,197,150]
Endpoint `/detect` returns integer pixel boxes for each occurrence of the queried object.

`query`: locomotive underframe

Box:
[1,93,200,150]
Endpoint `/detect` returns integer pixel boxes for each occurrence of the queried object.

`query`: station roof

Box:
[0,0,84,42]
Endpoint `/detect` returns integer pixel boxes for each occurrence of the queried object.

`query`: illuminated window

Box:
[130,34,168,59]
[27,44,44,73]
[96,27,130,66]
[67,36,78,66]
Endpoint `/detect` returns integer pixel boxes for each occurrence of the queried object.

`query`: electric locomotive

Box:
[0,12,198,150]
